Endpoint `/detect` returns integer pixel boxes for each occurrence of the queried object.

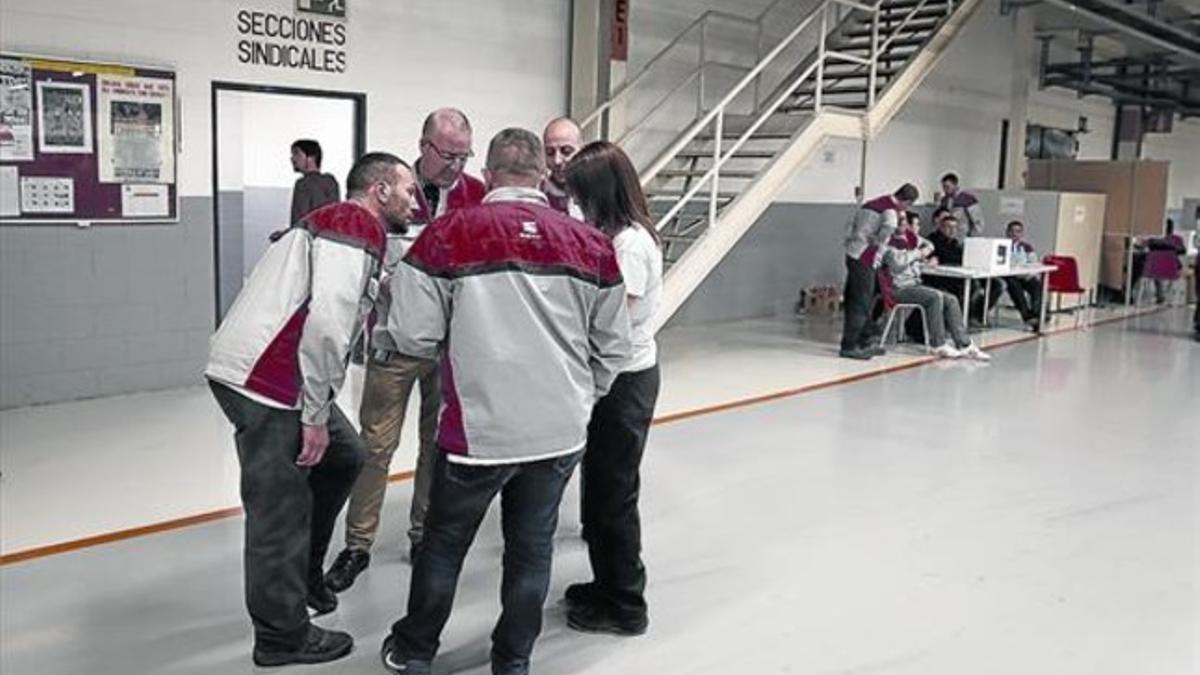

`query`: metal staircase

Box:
[582,0,985,330]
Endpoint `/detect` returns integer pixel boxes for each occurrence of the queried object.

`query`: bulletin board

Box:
[0,52,178,224]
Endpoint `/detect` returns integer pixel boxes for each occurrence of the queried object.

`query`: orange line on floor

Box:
[0,471,414,566]
[0,306,1165,566]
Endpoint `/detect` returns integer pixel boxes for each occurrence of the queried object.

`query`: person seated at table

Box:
[1003,220,1042,333]
[924,214,1002,325]
[883,213,990,361]
[1146,219,1187,304]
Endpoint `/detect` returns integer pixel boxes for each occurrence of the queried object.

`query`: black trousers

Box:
[581,365,661,620]
[1005,276,1044,322]
[209,381,365,650]
[841,255,878,351]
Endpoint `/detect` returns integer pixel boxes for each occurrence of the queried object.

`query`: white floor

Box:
[0,306,1195,675]
[0,304,1161,557]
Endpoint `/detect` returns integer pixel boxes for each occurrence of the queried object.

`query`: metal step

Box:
[833,35,928,51]
[657,169,760,179]
[694,131,794,142]
[781,100,869,112]
[820,64,902,78]
[857,7,952,23]
[675,148,777,159]
[877,0,951,10]
[842,18,938,39]
[648,190,739,200]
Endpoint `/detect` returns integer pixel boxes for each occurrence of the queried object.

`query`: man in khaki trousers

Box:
[324,108,486,593]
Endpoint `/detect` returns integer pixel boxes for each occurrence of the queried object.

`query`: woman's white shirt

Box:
[612,225,662,373]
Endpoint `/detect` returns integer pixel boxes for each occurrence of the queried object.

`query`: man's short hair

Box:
[940,172,959,185]
[1006,220,1024,232]
[292,139,323,167]
[421,108,472,140]
[932,206,950,221]
[894,183,919,203]
[346,152,409,196]
[486,128,545,181]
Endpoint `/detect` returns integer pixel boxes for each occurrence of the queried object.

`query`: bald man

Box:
[324,108,485,595]
[541,117,585,220]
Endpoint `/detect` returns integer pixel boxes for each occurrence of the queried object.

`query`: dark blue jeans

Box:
[388,449,582,675]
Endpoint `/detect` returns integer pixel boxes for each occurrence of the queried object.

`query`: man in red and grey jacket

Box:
[325,108,485,595]
[938,172,985,236]
[541,116,585,220]
[840,183,918,360]
[379,128,631,675]
[206,153,417,668]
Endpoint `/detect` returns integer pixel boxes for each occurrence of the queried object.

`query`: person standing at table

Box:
[559,141,663,636]
[840,183,918,360]
[938,172,985,236]
[1003,220,1043,333]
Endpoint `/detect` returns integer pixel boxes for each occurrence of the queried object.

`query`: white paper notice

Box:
[1074,204,1087,225]
[999,197,1025,217]
[121,183,169,217]
[0,58,35,161]
[20,176,74,213]
[0,166,19,216]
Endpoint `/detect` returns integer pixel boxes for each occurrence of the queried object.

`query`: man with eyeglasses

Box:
[541,117,585,220]
[324,108,485,595]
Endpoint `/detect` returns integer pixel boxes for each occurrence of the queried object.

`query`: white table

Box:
[919,263,1058,330]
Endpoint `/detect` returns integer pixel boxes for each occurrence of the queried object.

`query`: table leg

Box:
[963,277,972,331]
[1039,271,1049,329]
[983,277,992,327]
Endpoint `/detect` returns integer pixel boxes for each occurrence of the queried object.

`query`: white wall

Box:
[1142,118,1200,214]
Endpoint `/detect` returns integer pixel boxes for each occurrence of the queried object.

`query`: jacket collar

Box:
[483,186,548,207]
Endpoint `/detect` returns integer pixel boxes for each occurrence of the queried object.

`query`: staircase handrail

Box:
[580,0,798,136]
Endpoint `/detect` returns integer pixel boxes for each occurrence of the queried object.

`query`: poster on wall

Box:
[36,81,93,154]
[97,75,175,183]
[19,176,74,213]
[0,58,34,161]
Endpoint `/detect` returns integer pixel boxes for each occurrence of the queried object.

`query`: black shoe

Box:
[866,345,886,357]
[325,548,370,593]
[563,582,601,608]
[839,347,873,360]
[380,635,432,674]
[307,583,338,616]
[566,603,648,637]
[253,625,354,667]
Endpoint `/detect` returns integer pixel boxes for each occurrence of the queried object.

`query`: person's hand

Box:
[298,424,330,467]
[927,256,939,266]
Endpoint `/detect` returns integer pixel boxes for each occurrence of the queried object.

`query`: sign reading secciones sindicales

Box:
[236,1,347,73]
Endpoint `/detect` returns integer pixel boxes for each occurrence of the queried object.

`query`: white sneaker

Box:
[932,343,962,359]
[962,343,991,362]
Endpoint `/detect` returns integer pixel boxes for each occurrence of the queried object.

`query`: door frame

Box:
[209,81,367,324]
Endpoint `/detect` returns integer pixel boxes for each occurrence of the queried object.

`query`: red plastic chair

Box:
[1043,254,1087,327]
[1140,250,1183,305]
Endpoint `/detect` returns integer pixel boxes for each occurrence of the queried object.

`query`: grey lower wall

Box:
[241,186,292,280]
[668,202,858,327]
[0,197,215,409]
[216,191,244,318]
